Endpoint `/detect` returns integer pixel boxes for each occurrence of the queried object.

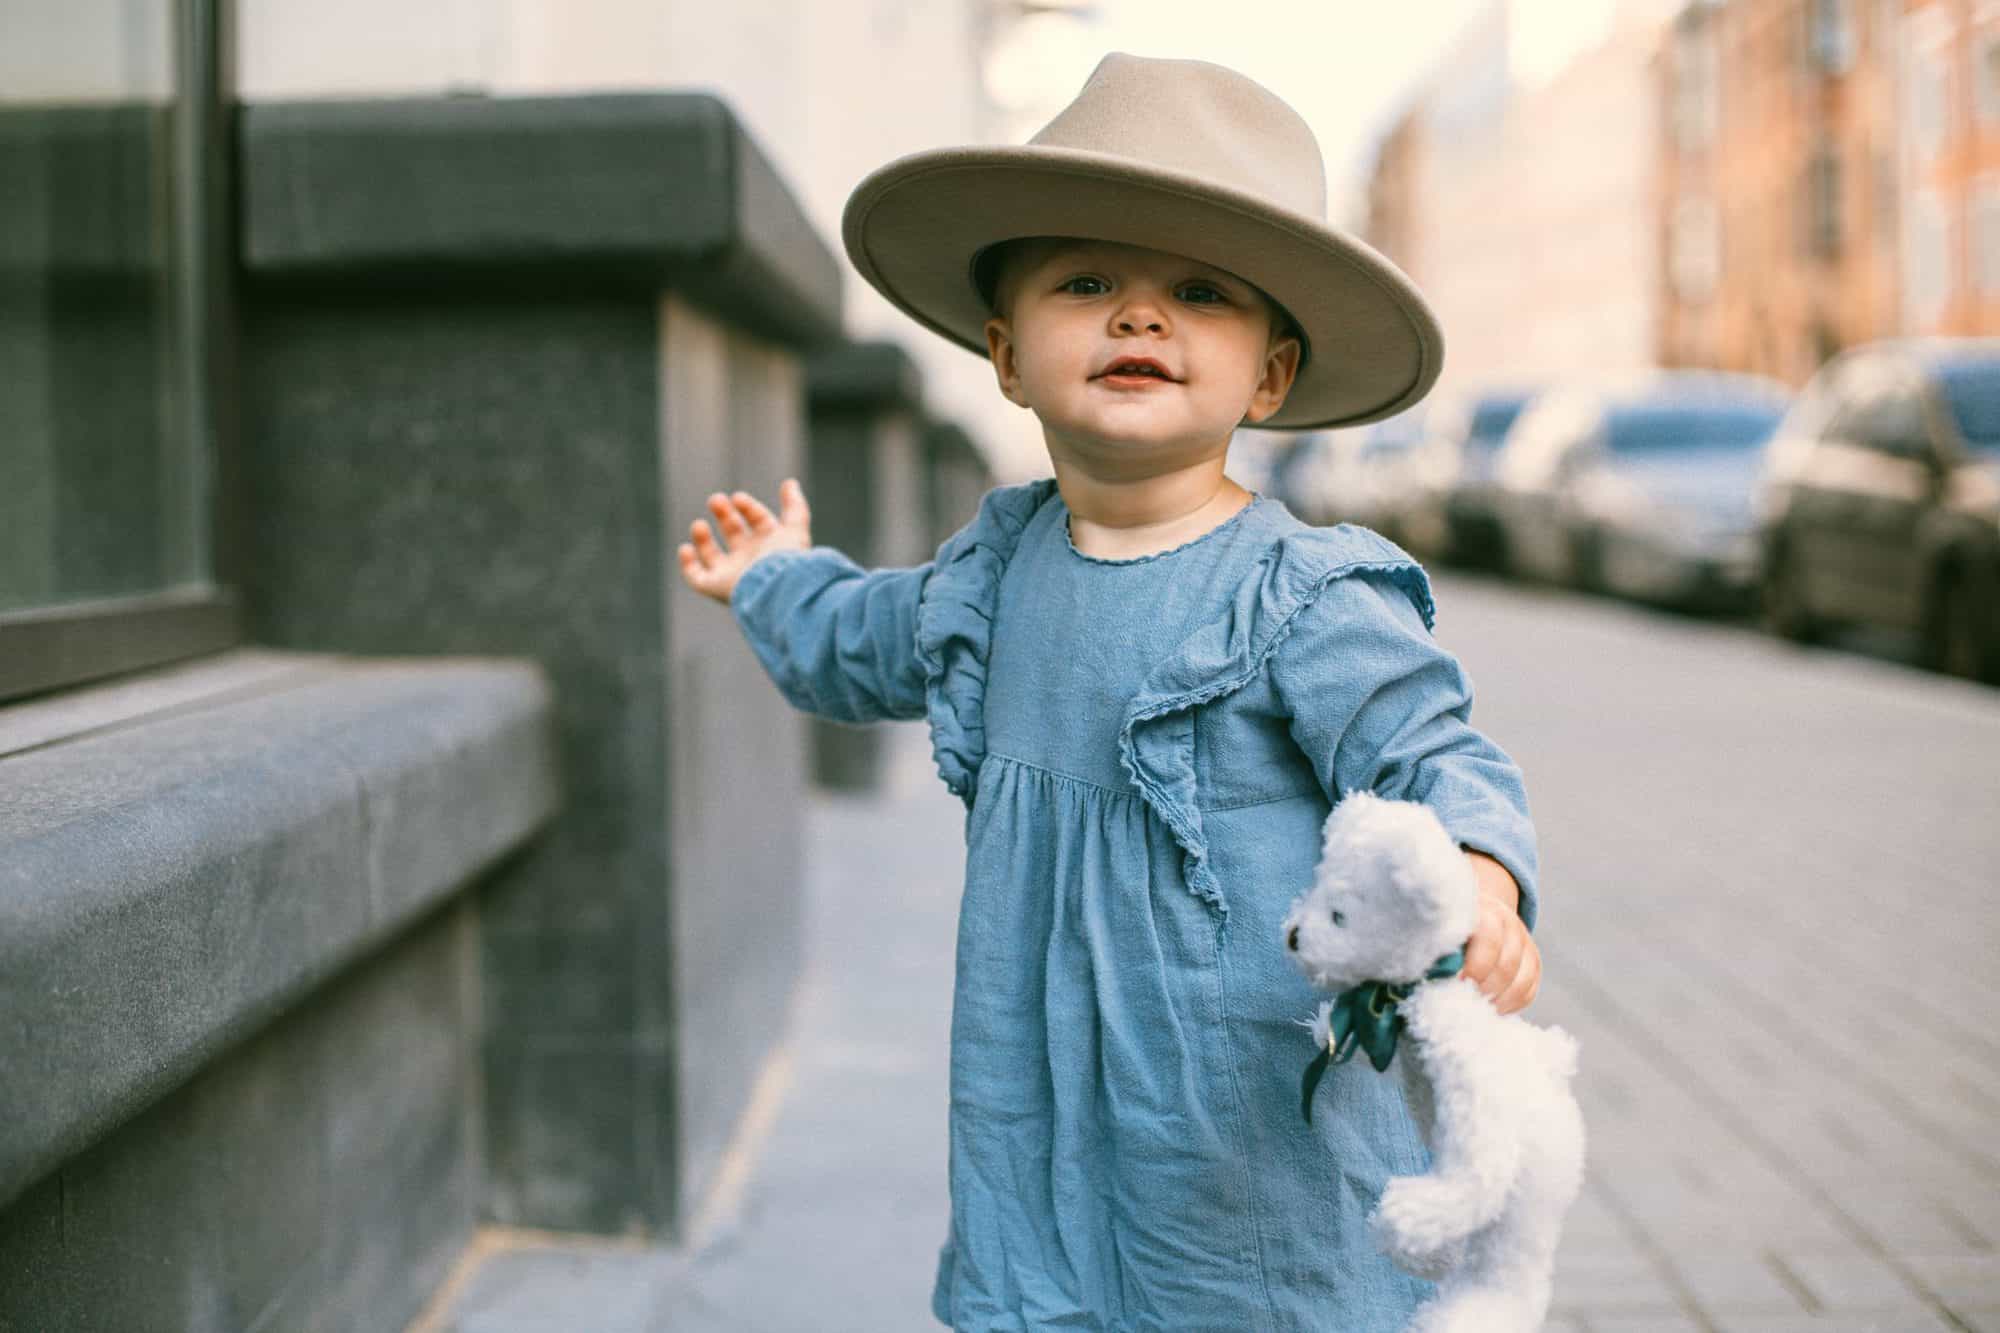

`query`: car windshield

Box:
[1933,359,2000,455]
[1468,398,1528,445]
[1604,402,1780,453]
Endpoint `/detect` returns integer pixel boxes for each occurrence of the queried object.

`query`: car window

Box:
[1603,402,1781,453]
[1825,382,1933,458]
[1932,360,2000,456]
[1469,397,1530,444]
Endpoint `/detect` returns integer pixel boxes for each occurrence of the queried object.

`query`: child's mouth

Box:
[1093,359,1182,389]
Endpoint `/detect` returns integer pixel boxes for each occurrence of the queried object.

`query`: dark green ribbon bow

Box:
[1300,948,1465,1124]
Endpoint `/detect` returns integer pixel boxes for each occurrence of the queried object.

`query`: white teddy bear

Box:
[1281,790,1586,1333]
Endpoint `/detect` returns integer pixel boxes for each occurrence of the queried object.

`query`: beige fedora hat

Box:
[840,52,1444,431]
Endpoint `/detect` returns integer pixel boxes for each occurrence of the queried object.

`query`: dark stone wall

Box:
[0,897,482,1333]
[242,290,808,1236]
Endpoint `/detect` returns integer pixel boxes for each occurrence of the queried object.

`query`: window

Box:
[1604,403,1783,454]
[1977,31,2000,123]
[1671,196,1722,301]
[1906,9,1953,162]
[1976,176,2000,294]
[1808,0,1855,74]
[1905,190,1952,330]
[1933,358,2000,454]
[1828,379,1935,458]
[0,0,236,701]
[1672,18,1720,151]
[1805,144,1843,259]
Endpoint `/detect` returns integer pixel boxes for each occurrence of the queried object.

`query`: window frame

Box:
[0,0,240,703]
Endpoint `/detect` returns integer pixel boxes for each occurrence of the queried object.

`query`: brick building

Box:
[1900,0,2000,336]
[1360,0,1669,397]
[1655,0,1903,384]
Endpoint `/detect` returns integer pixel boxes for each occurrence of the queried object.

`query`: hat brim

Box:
[841,145,1444,431]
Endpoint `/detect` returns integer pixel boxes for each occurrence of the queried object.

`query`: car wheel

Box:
[1571,526,1605,595]
[1762,544,1821,644]
[1925,568,1998,684]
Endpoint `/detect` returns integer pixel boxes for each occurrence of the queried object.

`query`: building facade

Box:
[1655,0,1903,384]
[1899,0,2000,337]
[1362,0,1673,398]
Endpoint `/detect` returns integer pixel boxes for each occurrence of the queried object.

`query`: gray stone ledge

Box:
[0,650,560,1210]
[806,341,925,414]
[240,92,842,349]
[923,419,985,465]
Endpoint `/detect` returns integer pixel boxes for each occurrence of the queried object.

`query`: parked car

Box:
[1344,408,1428,541]
[1756,338,2000,682]
[1224,428,1302,501]
[1398,384,1543,568]
[1280,428,1367,527]
[1493,371,1789,608]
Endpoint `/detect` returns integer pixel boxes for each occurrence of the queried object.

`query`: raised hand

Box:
[678,477,813,605]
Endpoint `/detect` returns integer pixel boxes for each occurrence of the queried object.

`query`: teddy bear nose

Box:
[1286,925,1299,951]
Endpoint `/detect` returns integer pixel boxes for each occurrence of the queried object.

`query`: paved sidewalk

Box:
[423,722,960,1332]
[424,573,2000,1332]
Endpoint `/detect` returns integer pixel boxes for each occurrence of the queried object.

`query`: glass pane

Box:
[0,0,205,615]
[1605,403,1782,454]
[1933,359,2000,456]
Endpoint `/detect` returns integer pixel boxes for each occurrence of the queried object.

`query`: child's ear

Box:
[984,316,1030,409]
[1242,334,1303,425]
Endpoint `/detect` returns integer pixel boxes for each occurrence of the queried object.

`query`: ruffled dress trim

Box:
[916,479,1435,925]
[914,477,1061,803]
[1116,523,1435,921]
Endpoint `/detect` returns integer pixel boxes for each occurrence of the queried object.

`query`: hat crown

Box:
[1027,53,1327,223]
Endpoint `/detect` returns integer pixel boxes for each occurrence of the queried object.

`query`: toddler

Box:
[677,53,1541,1333]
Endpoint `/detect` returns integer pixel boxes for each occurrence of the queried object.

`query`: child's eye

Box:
[1179,283,1227,305]
[1060,275,1109,296]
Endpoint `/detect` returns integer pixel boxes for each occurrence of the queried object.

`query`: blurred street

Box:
[426,572,2000,1333]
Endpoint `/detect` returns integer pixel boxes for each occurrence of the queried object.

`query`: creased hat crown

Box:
[1027,53,1328,223]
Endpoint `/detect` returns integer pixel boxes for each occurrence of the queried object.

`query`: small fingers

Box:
[707,492,749,542]
[1458,911,1501,989]
[731,489,780,535]
[1494,944,1542,1015]
[688,517,722,562]
[779,476,811,529]
[1484,919,1527,1002]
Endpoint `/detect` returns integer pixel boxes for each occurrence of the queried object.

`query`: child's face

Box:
[982,239,1301,464]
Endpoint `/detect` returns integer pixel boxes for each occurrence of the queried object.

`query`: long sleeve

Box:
[1269,569,1541,932]
[728,546,931,724]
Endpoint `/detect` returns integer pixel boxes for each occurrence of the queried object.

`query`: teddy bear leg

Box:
[1371,1172,1490,1272]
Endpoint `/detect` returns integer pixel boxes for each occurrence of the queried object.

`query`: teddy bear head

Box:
[1281,790,1480,992]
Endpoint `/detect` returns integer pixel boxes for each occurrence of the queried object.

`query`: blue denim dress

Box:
[730,477,1539,1333]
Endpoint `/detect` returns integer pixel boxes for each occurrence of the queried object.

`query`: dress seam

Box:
[986,750,1317,815]
[983,749,1141,800]
[1204,788,1319,813]
[1216,924,1282,1331]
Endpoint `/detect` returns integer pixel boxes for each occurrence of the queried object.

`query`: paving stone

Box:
[1900,1253,2000,1308]
[1774,1247,1930,1312]
[1581,1315,1708,1333]
[1551,1249,1686,1315]
[1675,1253,1815,1317]
[1710,1315,1959,1333]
